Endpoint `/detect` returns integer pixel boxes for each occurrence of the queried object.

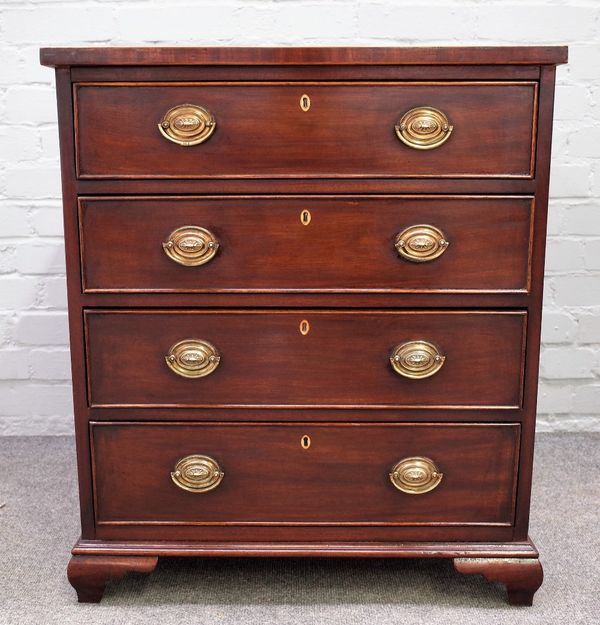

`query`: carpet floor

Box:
[0,433,598,624]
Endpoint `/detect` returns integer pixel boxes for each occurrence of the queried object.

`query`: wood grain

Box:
[93,523,516,543]
[79,195,533,294]
[513,66,557,542]
[67,554,158,603]
[75,177,538,195]
[84,310,527,409]
[74,82,537,179]
[71,64,542,83]
[90,421,520,527]
[73,536,539,558]
[454,557,544,606]
[40,46,568,67]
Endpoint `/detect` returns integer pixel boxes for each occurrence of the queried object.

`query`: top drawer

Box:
[74,82,538,179]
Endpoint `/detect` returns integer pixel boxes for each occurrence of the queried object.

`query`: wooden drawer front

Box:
[91,422,520,526]
[85,310,525,409]
[75,82,537,179]
[79,196,533,294]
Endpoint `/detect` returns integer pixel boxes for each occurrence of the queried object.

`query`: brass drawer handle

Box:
[395,107,453,150]
[390,340,445,379]
[165,339,220,378]
[162,226,219,266]
[158,103,216,146]
[389,456,443,494]
[395,225,449,263]
[171,454,224,493]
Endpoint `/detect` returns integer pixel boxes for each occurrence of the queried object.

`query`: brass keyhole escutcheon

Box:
[299,320,310,335]
[300,209,311,226]
[300,94,311,112]
[301,435,311,449]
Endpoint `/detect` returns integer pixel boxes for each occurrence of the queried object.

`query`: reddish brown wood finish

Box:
[513,66,557,543]
[94,524,517,543]
[42,46,566,605]
[73,537,539,558]
[79,195,533,293]
[67,554,158,603]
[84,310,526,409]
[40,46,568,67]
[76,177,538,196]
[71,64,542,83]
[54,69,96,538]
[90,422,519,527]
[73,290,533,309]
[454,557,544,606]
[88,407,524,423]
[74,82,537,179]
[94,524,521,544]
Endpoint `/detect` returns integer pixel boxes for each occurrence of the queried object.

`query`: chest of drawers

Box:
[41,46,567,605]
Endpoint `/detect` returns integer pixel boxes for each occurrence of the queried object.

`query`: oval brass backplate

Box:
[389,456,443,494]
[171,454,224,493]
[162,225,219,266]
[165,339,221,378]
[300,210,311,226]
[395,107,453,150]
[158,103,216,146]
[300,94,311,112]
[390,340,445,379]
[299,320,310,335]
[301,435,311,449]
[395,225,449,263]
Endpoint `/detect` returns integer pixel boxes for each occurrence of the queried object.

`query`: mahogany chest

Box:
[40,46,567,605]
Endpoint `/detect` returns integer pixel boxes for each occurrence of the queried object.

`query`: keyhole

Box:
[301,435,311,449]
[300,94,311,112]
[299,319,310,335]
[300,210,311,226]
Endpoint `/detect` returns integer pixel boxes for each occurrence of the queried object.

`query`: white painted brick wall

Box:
[0,0,599,435]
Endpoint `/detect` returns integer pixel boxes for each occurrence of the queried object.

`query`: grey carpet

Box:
[0,433,598,624]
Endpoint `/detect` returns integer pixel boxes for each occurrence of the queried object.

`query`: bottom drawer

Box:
[91,422,520,528]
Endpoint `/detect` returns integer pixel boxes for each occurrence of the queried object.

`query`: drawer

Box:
[91,422,520,527]
[79,196,533,294]
[85,310,526,409]
[74,82,537,179]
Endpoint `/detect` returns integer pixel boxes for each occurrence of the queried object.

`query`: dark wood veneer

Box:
[41,46,565,605]
[73,537,538,558]
[75,177,539,195]
[74,82,537,179]
[93,524,517,543]
[67,555,158,603]
[70,64,542,83]
[454,557,544,606]
[84,310,526,409]
[79,195,533,294]
[90,422,520,527]
[40,46,568,67]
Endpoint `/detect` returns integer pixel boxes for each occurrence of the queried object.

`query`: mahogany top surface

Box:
[40,46,568,68]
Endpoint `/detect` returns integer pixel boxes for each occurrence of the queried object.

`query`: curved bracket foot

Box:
[454,557,543,606]
[67,554,158,603]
